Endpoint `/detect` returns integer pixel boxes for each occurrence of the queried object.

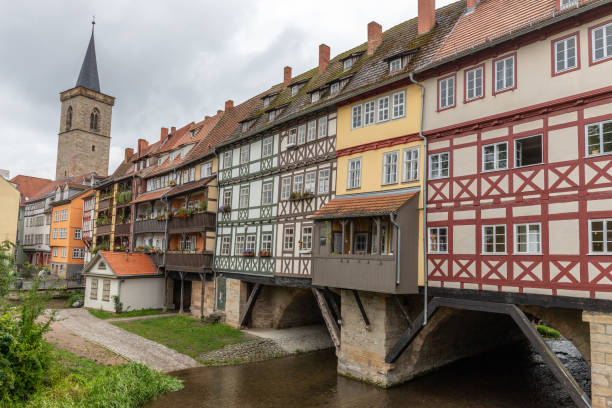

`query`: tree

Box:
[0,240,15,298]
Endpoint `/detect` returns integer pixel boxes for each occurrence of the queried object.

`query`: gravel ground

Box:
[198,338,288,365]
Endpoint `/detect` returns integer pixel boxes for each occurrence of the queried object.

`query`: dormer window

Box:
[311,91,320,103]
[269,110,276,122]
[560,0,578,9]
[263,96,271,108]
[343,58,353,71]
[134,163,138,172]
[146,158,150,167]
[389,58,402,73]
[291,85,299,96]
[330,82,340,95]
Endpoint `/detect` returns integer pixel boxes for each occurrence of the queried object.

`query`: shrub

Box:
[0,240,15,297]
[537,324,561,339]
[66,290,84,308]
[113,295,123,314]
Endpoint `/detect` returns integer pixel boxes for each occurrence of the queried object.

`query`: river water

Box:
[146,340,590,408]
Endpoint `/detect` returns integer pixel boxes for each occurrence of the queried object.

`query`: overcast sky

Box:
[0,0,455,180]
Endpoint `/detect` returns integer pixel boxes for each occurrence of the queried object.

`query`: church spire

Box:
[75,19,100,93]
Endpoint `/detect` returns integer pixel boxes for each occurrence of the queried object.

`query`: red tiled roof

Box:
[132,187,172,204]
[10,175,53,205]
[99,251,159,276]
[165,176,215,198]
[312,192,417,219]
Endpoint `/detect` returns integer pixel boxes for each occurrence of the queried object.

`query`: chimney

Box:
[283,66,292,87]
[319,44,330,74]
[137,138,148,155]
[225,100,234,111]
[205,115,210,119]
[124,148,134,162]
[418,0,436,35]
[466,0,478,9]
[367,22,383,56]
[171,126,176,134]
[217,109,223,115]
[160,127,168,143]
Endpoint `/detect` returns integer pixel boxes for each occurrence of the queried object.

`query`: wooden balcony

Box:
[95,223,112,235]
[168,212,215,234]
[114,223,131,236]
[134,219,166,234]
[313,254,400,293]
[165,252,213,273]
[98,196,113,211]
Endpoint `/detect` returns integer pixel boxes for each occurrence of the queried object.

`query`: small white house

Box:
[83,251,164,312]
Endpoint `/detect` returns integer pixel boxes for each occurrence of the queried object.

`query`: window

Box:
[307,120,316,142]
[284,227,294,250]
[246,235,256,253]
[301,226,313,251]
[288,128,297,147]
[291,85,299,96]
[59,228,67,239]
[262,137,274,157]
[330,82,340,95]
[98,261,106,269]
[90,108,99,131]
[465,66,483,101]
[261,233,272,252]
[352,105,362,129]
[239,186,249,208]
[343,58,353,71]
[239,145,250,164]
[293,174,303,193]
[389,58,402,73]
[378,96,389,122]
[90,278,98,300]
[263,96,271,108]
[61,247,67,258]
[514,223,541,254]
[262,182,273,205]
[223,190,232,207]
[72,248,84,259]
[52,228,58,239]
[281,178,291,200]
[61,209,68,220]
[66,106,72,130]
[318,117,327,138]
[74,229,81,240]
[235,236,245,255]
[388,91,403,120]
[53,247,58,257]
[554,35,578,74]
[438,76,455,110]
[304,172,316,193]
[428,227,448,253]
[592,22,612,62]
[483,142,507,171]
[560,0,578,9]
[354,233,368,253]
[403,148,419,182]
[223,151,232,168]
[483,225,506,254]
[364,101,375,125]
[296,125,306,145]
[515,135,542,167]
[348,158,362,189]
[429,153,449,179]
[318,169,330,194]
[590,219,612,254]
[311,91,320,103]
[221,236,231,255]
[382,151,399,185]
[102,279,111,301]
[586,120,612,156]
[198,162,211,178]
[91,145,95,152]
[494,55,515,93]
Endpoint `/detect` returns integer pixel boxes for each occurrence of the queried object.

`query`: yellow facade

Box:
[335,83,426,285]
[0,178,20,247]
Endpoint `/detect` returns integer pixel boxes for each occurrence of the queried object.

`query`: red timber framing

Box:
[425,88,612,300]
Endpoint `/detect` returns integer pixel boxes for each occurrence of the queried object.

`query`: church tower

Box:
[56,21,115,180]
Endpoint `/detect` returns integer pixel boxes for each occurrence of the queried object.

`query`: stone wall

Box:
[250,286,322,329]
[583,312,612,408]
[190,280,215,318]
[224,278,248,328]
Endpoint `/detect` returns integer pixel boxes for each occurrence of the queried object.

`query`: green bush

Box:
[537,324,562,339]
[66,291,84,308]
[0,240,15,298]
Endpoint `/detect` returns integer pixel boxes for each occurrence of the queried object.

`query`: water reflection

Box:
[146,340,590,408]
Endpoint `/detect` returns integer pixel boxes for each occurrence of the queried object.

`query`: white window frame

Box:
[245,234,256,253]
[223,151,232,168]
[429,152,449,179]
[281,177,291,200]
[438,76,455,110]
[482,142,508,172]
[560,0,578,9]
[343,58,353,71]
[592,22,612,62]
[428,227,448,254]
[220,236,231,256]
[262,181,273,205]
[318,117,327,139]
[465,66,483,101]
[482,225,506,254]
[61,247,67,258]
[389,58,402,73]
[402,148,419,182]
[586,120,612,157]
[348,158,362,189]
[235,235,245,255]
[288,128,297,147]
[307,120,317,142]
[304,172,316,194]
[239,145,250,164]
[311,91,320,103]
[291,85,299,96]
[74,229,81,240]
[352,105,362,129]
[201,162,213,178]
[589,219,612,255]
[53,247,58,257]
[296,125,306,145]
[223,190,232,207]
[377,96,390,122]
[61,209,68,221]
[261,233,272,252]
[382,151,399,185]
[514,223,542,254]
[284,227,294,251]
[392,91,405,119]
[293,174,304,193]
[52,228,58,239]
[515,135,543,168]
[494,55,515,92]
[54,211,59,222]
[239,185,249,208]
[262,136,274,157]
[318,169,330,194]
[301,226,313,252]
[554,35,578,73]
[364,100,375,126]
[330,82,340,95]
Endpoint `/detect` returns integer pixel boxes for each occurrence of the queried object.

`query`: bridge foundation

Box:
[584,311,612,408]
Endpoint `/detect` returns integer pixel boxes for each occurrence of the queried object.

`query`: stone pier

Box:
[584,312,612,408]
[190,279,216,318]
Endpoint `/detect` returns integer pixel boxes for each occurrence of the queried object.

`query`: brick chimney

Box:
[283,66,292,87]
[418,0,436,35]
[319,44,330,74]
[171,126,176,134]
[124,148,134,162]
[160,127,168,143]
[466,0,478,9]
[137,139,148,155]
[367,22,383,56]
[217,109,223,115]
[225,100,234,111]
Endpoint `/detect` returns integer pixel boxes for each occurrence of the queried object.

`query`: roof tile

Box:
[312,192,417,219]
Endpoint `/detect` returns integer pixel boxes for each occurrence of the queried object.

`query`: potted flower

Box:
[169,180,177,187]
[258,250,271,257]
[155,214,166,221]
[302,191,314,199]
[289,191,301,200]
[242,249,255,257]
[199,201,207,212]
[219,205,231,213]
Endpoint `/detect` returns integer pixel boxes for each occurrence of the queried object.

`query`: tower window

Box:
[90,108,100,131]
[92,145,95,152]
[66,106,73,131]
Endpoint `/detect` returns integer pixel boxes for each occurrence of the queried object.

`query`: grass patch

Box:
[112,315,247,361]
[88,308,166,320]
[12,347,182,408]
[537,324,562,339]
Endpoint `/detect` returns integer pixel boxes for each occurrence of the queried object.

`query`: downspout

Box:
[211,150,219,311]
[409,72,429,325]
[390,212,401,285]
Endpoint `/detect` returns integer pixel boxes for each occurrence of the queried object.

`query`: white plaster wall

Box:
[453,224,475,254]
[84,276,118,312]
[120,278,165,311]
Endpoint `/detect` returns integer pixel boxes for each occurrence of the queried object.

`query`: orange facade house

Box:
[49,184,90,280]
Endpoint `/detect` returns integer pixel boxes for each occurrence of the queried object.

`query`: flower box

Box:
[258,250,271,257]
[242,250,255,257]
[219,205,231,213]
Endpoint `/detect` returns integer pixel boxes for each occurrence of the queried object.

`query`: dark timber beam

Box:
[239,283,261,328]
[312,288,341,351]
[199,273,205,319]
[352,290,371,330]
[394,295,412,325]
[385,297,591,408]
[324,287,342,325]
[178,271,185,315]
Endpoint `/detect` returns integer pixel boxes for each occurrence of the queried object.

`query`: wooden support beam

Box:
[323,288,342,325]
[162,272,168,312]
[199,273,205,320]
[178,272,185,314]
[352,290,371,330]
[239,283,261,328]
[312,288,341,351]
[394,295,412,325]
[385,297,591,408]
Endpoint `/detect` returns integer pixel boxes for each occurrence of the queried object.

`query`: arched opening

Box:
[90,108,99,131]
[65,106,72,130]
